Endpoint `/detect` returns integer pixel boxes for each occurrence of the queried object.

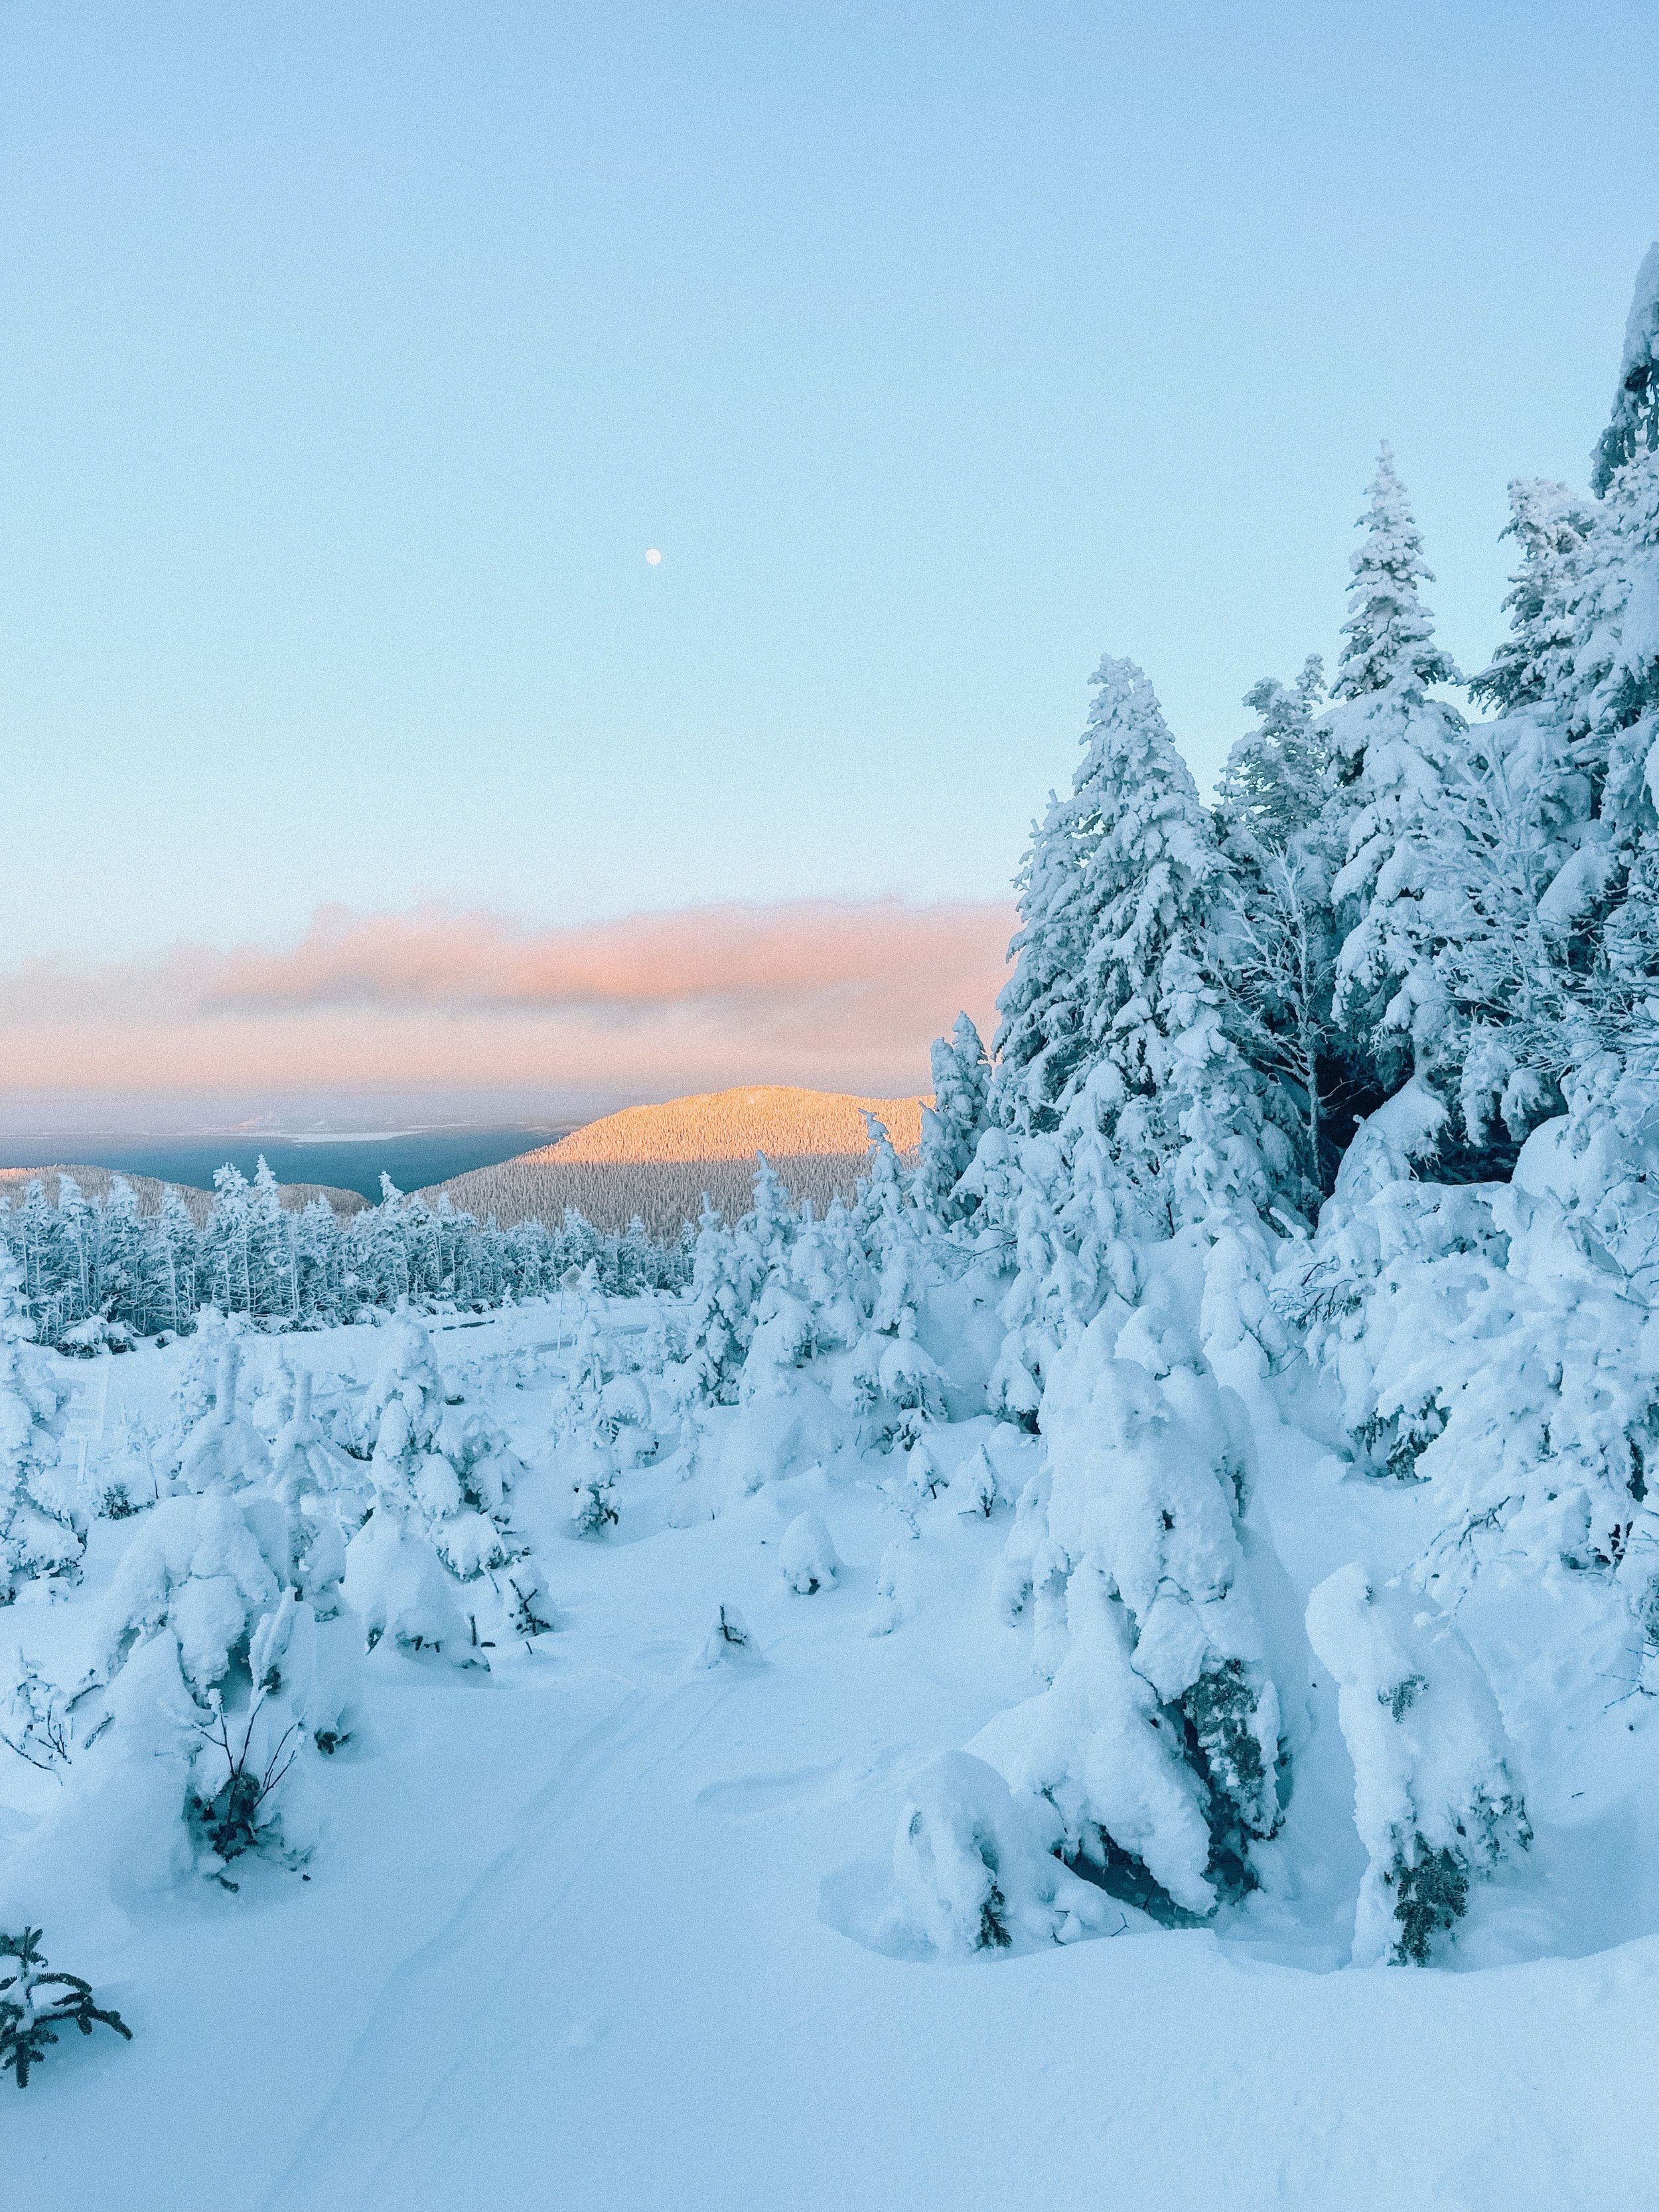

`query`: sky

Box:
[1,1,1656,1129]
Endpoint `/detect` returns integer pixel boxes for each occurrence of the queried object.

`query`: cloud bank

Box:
[0,899,1014,1124]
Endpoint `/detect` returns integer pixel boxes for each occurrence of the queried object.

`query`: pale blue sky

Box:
[3,1,1656,966]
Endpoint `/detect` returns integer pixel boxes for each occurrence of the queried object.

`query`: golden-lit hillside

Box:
[426,1085,926,1238]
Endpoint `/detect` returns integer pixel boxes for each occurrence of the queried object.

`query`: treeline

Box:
[0,1158,691,1345]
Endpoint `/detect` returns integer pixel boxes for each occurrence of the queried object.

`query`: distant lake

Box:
[0,1126,571,1205]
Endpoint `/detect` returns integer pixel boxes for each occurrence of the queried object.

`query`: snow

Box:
[9,241,1659,2197]
[0,1281,1652,2209]
[778,1510,841,1593]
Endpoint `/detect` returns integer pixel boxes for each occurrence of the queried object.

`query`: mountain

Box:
[423,1084,926,1237]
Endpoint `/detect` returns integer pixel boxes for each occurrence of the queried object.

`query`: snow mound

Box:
[779,1512,841,1595]
[881,1751,1121,1954]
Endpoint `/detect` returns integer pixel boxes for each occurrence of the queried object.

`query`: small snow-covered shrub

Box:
[176,1342,273,1495]
[883,1751,1115,1954]
[188,1689,305,1868]
[1,1927,131,2087]
[56,1316,135,1359]
[693,1605,761,1669]
[778,1512,839,1595]
[100,1495,278,1695]
[500,1558,554,1639]
[945,1444,1001,1519]
[97,1413,161,1520]
[359,1314,530,1593]
[1306,1564,1531,1965]
[0,1650,72,1777]
[567,1441,619,1537]
[342,1511,479,1663]
[991,1465,1052,1626]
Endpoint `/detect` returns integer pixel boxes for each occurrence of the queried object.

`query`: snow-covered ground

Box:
[4,1296,1657,2212]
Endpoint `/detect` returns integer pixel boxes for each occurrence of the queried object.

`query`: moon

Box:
[644,548,662,565]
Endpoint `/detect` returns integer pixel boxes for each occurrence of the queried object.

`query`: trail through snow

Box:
[5,1308,1658,2211]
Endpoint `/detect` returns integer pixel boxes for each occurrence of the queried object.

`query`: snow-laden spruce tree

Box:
[990,662,1135,1140]
[669,1201,748,1411]
[1001,657,1289,1248]
[175,1341,271,1494]
[927,665,1296,1917]
[1553,249,1659,1021]
[982,1280,1280,1915]
[1591,242,1659,502]
[340,1314,491,1657]
[554,1307,628,1534]
[267,1366,364,1613]
[950,656,1303,1434]
[1437,473,1604,1144]
[1214,656,1330,863]
[672,1166,798,1418]
[1326,445,1477,1108]
[153,1186,200,1329]
[1211,659,1352,1195]
[916,1013,991,1219]
[828,1120,942,1459]
[1469,479,1597,717]
[1307,1565,1530,1965]
[0,1244,78,1601]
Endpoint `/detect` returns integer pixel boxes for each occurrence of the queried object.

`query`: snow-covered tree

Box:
[990,667,1132,1138]
[0,1246,76,1602]
[883,1751,1116,1953]
[175,1341,271,1495]
[1214,656,1329,862]
[995,658,1287,1240]
[917,1013,991,1218]
[1331,445,1461,710]
[1591,242,1659,500]
[267,1367,362,1611]
[1550,268,1659,1015]
[1306,1564,1530,1965]
[1470,479,1596,715]
[1327,446,1481,1105]
[985,1288,1280,1915]
[1074,662,1287,1224]
[248,1157,297,1322]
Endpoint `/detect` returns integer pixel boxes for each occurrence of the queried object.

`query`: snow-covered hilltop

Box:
[5,250,1659,2207]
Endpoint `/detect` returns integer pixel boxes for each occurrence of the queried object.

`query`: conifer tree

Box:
[916,1013,991,1217]
[1591,242,1659,499]
[1327,446,1475,1099]
[202,1165,255,1315]
[0,1246,78,1601]
[993,657,1254,1162]
[248,1157,296,1321]
[1063,658,1281,1223]
[990,680,1125,1136]
[155,1187,199,1329]
[1470,479,1596,715]
[52,1177,93,1328]
[1545,247,1659,1038]
[1214,656,1329,862]
[1331,445,1461,713]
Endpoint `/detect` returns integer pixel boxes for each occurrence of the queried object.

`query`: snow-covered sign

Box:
[59,1364,109,1443]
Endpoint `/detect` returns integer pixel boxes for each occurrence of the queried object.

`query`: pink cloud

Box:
[0,899,1014,1110]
